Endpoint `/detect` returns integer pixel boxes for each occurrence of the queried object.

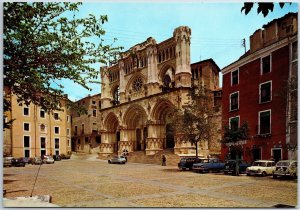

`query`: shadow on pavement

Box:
[4,180,18,184]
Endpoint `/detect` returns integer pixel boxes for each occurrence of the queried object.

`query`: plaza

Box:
[3,154,297,207]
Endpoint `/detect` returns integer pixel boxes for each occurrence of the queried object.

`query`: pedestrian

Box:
[162,155,166,166]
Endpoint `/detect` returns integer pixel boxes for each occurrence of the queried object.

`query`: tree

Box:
[222,121,249,160]
[241,2,292,17]
[3,2,122,128]
[170,83,217,162]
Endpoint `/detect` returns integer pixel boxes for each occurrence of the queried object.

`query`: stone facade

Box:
[72,94,102,153]
[4,88,72,158]
[97,26,222,157]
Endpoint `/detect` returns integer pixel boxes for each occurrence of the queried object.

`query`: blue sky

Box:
[62,2,298,101]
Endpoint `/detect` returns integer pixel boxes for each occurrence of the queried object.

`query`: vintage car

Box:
[178,157,197,170]
[192,158,225,173]
[42,155,55,164]
[11,158,26,167]
[224,160,251,175]
[32,156,43,165]
[108,156,126,164]
[246,160,276,176]
[273,160,297,179]
[3,157,14,167]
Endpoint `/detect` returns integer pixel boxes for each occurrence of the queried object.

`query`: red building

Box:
[221,13,298,163]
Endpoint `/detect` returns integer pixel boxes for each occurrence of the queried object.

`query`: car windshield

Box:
[253,162,267,167]
[277,162,290,166]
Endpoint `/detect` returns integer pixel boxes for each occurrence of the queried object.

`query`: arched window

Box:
[113,86,120,105]
[163,75,171,92]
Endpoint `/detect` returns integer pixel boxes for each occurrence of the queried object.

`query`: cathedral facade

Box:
[97,26,221,157]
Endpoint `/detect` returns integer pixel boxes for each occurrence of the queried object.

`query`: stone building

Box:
[4,88,72,158]
[221,13,298,162]
[96,26,222,158]
[72,94,102,153]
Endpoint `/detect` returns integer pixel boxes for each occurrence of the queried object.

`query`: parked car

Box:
[246,160,276,176]
[11,158,26,167]
[60,154,71,159]
[32,157,43,165]
[43,155,55,164]
[3,157,14,167]
[273,160,297,179]
[53,155,61,161]
[178,157,198,170]
[21,157,32,164]
[224,160,251,175]
[192,158,225,173]
[108,156,126,164]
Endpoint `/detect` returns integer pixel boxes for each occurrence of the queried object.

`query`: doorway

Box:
[272,148,282,162]
[136,128,141,151]
[116,131,120,152]
[166,124,174,148]
[252,147,261,161]
[143,127,148,150]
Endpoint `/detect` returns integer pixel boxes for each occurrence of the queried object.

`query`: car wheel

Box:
[292,173,297,179]
[262,172,267,177]
[273,175,277,179]
[246,173,250,176]
[108,160,111,164]
[224,171,228,175]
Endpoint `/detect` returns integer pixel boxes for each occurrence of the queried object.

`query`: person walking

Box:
[162,155,166,166]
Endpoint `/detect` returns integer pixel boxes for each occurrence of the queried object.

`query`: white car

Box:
[246,160,276,176]
[108,156,126,164]
[43,155,55,164]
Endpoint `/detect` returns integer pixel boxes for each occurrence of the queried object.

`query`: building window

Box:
[229,116,240,131]
[54,113,59,120]
[67,115,70,123]
[24,136,30,147]
[259,110,271,134]
[85,137,89,143]
[230,92,239,111]
[23,107,29,116]
[68,140,70,147]
[260,81,272,103]
[74,126,78,135]
[113,86,120,105]
[132,77,143,92]
[92,101,96,105]
[99,101,101,109]
[41,137,46,148]
[24,123,30,131]
[40,110,45,118]
[67,128,70,136]
[92,109,97,117]
[55,138,60,149]
[231,70,239,85]
[261,55,271,74]
[54,126,60,134]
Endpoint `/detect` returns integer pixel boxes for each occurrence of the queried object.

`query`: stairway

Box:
[127,149,181,166]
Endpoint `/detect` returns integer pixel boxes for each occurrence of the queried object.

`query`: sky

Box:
[62,2,298,101]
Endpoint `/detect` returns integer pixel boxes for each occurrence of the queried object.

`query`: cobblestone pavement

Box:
[3,154,298,207]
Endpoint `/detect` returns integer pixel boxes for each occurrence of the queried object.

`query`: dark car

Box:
[11,158,26,167]
[178,157,206,170]
[192,158,225,173]
[53,155,61,161]
[224,160,251,175]
[21,157,32,164]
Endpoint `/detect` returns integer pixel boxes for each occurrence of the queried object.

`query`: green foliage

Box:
[222,122,249,144]
[3,2,122,127]
[241,2,291,17]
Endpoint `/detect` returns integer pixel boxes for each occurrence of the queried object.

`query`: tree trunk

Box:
[195,142,199,163]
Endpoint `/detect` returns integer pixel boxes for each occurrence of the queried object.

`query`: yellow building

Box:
[4,90,72,158]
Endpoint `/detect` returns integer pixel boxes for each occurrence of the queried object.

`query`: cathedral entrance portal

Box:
[136,128,141,150]
[166,123,175,148]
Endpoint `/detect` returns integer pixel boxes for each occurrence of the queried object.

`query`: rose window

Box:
[132,77,143,92]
